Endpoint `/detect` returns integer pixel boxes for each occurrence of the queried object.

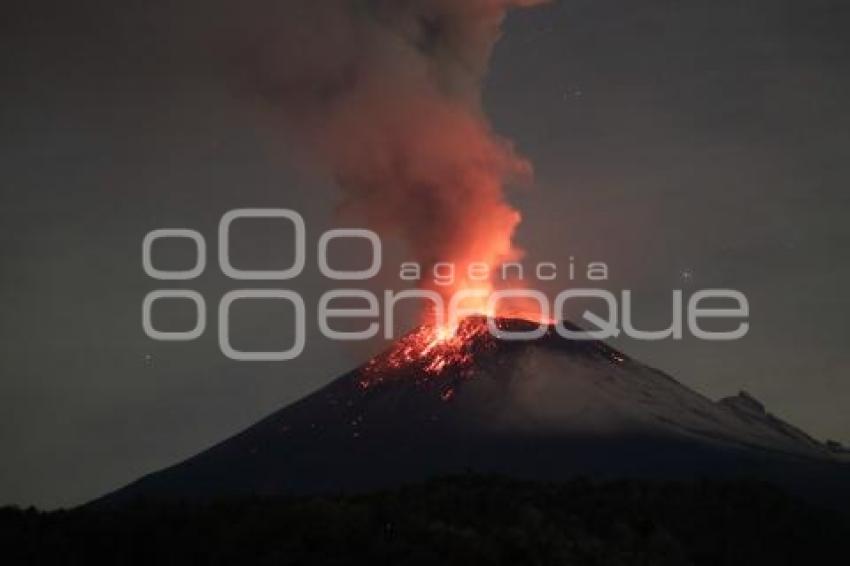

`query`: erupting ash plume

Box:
[250,0,546,323]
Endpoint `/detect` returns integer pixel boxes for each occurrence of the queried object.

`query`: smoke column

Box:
[247,0,545,318]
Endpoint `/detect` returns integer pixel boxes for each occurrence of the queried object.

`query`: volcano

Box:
[98,318,850,506]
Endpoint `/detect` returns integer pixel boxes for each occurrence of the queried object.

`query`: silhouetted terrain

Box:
[59,321,849,564]
[4,475,848,565]
[98,320,850,508]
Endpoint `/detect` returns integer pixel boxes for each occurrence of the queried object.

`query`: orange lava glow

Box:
[360,317,497,389]
[359,311,556,391]
[395,317,489,372]
[360,271,557,389]
[421,278,552,334]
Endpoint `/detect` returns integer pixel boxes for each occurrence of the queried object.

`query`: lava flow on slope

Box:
[358,316,589,392]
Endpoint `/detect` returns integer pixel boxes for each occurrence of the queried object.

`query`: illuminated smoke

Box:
[247,0,545,320]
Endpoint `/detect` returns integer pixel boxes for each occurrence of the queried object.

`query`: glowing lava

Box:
[361,316,497,388]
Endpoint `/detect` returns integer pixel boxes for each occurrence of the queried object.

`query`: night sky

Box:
[2,0,849,508]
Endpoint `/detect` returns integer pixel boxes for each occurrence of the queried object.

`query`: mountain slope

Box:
[97,319,848,506]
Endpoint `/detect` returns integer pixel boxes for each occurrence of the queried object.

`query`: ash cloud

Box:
[241,0,545,293]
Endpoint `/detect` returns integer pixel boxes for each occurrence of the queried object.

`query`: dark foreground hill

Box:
[4,475,849,565]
